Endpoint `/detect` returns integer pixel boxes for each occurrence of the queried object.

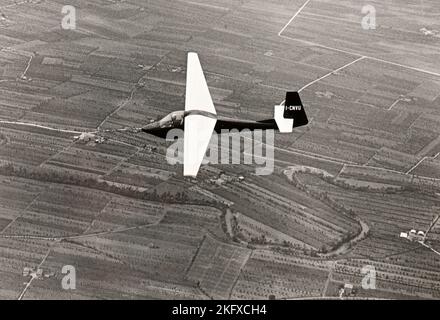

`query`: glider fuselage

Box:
[142,110,278,138]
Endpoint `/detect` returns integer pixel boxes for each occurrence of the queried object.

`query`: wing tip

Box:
[183,169,198,177]
[188,52,198,60]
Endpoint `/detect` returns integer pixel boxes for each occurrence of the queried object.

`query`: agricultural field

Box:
[231,250,330,299]
[0,0,439,300]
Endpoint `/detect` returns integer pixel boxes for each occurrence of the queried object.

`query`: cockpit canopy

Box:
[158,111,185,128]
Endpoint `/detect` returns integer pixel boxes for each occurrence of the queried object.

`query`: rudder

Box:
[284,92,308,128]
[274,92,308,133]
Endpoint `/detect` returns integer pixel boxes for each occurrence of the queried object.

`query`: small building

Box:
[36,268,43,278]
[148,243,159,249]
[400,232,408,239]
[344,283,353,295]
[95,137,105,144]
[74,132,95,142]
[339,283,354,297]
[23,267,32,277]
[407,229,424,242]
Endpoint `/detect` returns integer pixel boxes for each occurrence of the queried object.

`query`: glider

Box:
[142,52,308,176]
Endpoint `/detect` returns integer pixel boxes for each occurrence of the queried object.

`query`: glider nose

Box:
[142,122,160,132]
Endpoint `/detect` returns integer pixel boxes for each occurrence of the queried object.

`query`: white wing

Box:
[184,115,216,176]
[185,53,216,114]
[184,53,217,176]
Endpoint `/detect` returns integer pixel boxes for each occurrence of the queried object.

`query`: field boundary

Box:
[298,56,366,93]
[278,1,440,78]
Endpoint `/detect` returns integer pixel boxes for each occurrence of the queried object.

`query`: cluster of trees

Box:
[0,133,6,145]
[0,162,213,206]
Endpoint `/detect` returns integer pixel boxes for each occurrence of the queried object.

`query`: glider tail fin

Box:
[274,91,308,133]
